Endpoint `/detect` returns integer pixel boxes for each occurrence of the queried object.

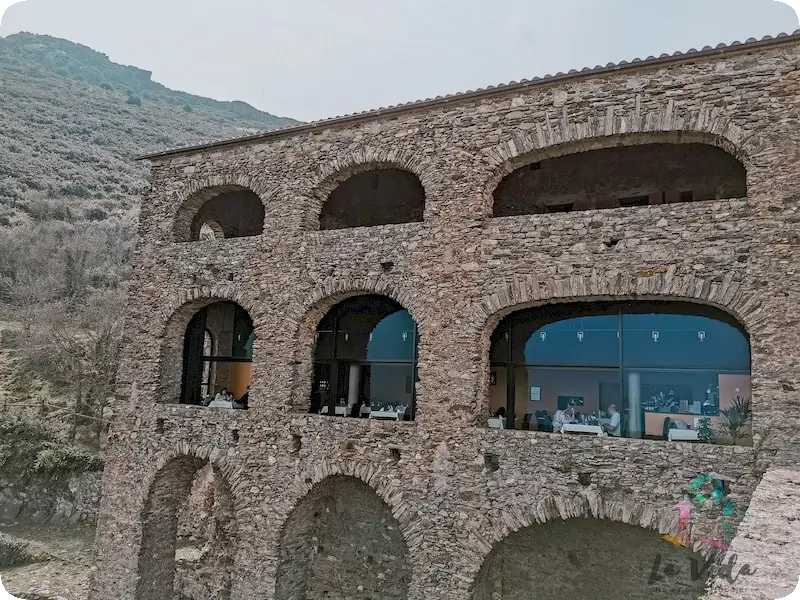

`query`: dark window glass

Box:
[488,301,751,445]
[312,295,419,420]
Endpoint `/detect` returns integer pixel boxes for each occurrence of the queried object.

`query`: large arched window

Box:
[174,185,265,242]
[493,143,747,217]
[181,301,253,407]
[311,295,419,421]
[320,168,425,229]
[489,301,751,444]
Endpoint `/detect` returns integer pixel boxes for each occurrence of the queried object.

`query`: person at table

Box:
[237,386,250,410]
[553,406,577,432]
[603,405,621,436]
[209,387,233,409]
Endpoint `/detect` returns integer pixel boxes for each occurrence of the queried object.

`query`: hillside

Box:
[0,33,300,446]
[0,32,299,225]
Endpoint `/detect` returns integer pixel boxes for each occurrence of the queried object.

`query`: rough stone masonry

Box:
[88,31,800,600]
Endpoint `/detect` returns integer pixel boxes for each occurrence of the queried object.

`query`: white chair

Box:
[487,417,504,429]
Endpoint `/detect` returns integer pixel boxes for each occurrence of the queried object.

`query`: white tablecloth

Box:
[320,406,349,416]
[370,409,406,421]
[562,424,607,436]
[669,429,700,441]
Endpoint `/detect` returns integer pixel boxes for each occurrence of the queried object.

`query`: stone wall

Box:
[0,473,102,526]
[89,36,800,600]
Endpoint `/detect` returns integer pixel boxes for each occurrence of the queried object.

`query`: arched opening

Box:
[175,185,265,242]
[311,295,419,421]
[199,221,225,241]
[180,301,253,408]
[275,475,411,600]
[136,457,236,600]
[320,168,425,229]
[472,519,708,599]
[488,301,751,444]
[492,143,747,217]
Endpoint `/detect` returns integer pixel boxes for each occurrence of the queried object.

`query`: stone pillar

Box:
[627,372,642,437]
[348,364,361,407]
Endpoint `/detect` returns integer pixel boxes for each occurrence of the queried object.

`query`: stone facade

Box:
[89,33,800,600]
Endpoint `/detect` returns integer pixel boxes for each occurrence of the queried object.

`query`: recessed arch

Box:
[174,184,265,242]
[310,294,419,420]
[492,139,747,217]
[487,299,751,441]
[275,475,412,600]
[319,167,426,229]
[135,455,236,600]
[471,517,709,599]
[467,272,763,434]
[283,278,430,414]
[158,297,255,406]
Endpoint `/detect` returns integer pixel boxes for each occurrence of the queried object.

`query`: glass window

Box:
[312,295,419,421]
[489,301,751,445]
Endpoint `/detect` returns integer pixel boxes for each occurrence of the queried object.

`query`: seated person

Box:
[552,406,577,432]
[237,386,250,410]
[208,387,234,409]
[602,405,621,436]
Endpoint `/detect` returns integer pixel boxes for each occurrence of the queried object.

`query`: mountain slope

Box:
[0,32,300,224]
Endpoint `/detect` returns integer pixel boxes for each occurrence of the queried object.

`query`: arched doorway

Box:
[136,457,236,600]
[275,475,411,599]
[489,300,751,443]
[311,295,419,420]
[472,519,709,599]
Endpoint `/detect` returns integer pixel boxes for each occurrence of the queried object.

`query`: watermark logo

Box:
[649,473,756,586]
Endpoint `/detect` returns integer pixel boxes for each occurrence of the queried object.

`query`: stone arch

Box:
[156,286,262,404]
[303,146,436,230]
[275,464,415,600]
[464,491,720,599]
[469,270,763,423]
[172,174,273,242]
[284,277,430,412]
[135,443,243,600]
[477,103,759,216]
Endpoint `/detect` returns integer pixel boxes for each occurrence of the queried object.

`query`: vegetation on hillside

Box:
[0,32,299,444]
[0,416,104,480]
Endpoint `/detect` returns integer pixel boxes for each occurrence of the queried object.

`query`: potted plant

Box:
[696,417,715,443]
[716,396,752,445]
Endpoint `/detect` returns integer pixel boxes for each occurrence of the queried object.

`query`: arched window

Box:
[489,301,751,444]
[320,168,425,229]
[493,143,747,217]
[175,185,265,242]
[311,295,419,421]
[181,302,253,407]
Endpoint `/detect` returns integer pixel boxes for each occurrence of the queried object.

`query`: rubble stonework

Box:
[89,33,800,600]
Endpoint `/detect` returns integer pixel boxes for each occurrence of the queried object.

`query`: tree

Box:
[126,94,142,106]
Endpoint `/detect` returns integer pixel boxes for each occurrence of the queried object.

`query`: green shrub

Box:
[99,82,112,91]
[54,66,70,77]
[126,94,141,106]
[0,416,104,480]
[183,103,193,112]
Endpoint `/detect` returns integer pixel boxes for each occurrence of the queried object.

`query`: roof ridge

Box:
[139,29,800,161]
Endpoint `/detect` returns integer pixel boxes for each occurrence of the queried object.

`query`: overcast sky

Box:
[1,0,798,122]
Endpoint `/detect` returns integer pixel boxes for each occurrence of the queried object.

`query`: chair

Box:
[522,413,532,430]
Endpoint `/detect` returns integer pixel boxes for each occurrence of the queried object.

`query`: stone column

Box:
[628,371,642,437]
[348,364,360,407]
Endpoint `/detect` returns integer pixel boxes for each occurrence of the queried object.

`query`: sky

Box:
[1,0,799,122]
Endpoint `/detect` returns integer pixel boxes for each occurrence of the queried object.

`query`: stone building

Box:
[89,30,800,600]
